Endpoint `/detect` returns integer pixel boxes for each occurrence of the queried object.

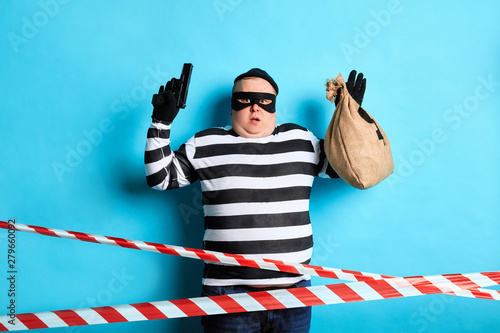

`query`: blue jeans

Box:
[201,279,312,333]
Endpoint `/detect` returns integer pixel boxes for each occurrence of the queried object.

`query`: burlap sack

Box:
[325,74,394,189]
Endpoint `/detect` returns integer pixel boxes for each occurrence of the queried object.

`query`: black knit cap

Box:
[234,68,279,95]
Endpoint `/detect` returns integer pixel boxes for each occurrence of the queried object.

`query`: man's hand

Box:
[335,70,366,106]
[151,81,179,124]
[346,70,366,106]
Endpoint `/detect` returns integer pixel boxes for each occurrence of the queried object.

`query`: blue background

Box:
[1,1,500,332]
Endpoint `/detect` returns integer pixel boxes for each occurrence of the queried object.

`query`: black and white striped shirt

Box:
[145,122,339,286]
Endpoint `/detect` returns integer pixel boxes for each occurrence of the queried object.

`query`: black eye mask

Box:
[231,92,277,113]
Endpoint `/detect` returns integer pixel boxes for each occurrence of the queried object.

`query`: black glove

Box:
[151,81,179,124]
[335,70,366,106]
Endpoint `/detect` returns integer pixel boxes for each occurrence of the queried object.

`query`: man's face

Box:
[231,77,277,138]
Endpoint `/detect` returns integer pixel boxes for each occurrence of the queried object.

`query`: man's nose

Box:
[250,103,260,112]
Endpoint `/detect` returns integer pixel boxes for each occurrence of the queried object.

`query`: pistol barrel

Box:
[177,63,193,109]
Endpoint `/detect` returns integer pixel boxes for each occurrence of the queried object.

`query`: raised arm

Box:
[144,81,197,190]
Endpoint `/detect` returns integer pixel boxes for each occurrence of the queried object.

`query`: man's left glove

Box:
[151,81,179,124]
[335,70,366,107]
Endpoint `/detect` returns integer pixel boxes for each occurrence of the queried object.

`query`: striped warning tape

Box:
[1,221,498,294]
[0,220,393,282]
[0,221,498,331]
[0,275,498,331]
[0,279,425,331]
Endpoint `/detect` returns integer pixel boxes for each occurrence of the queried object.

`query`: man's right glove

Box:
[151,81,179,124]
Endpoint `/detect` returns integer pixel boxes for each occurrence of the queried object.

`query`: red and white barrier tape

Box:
[0,279,441,331]
[0,221,498,331]
[0,221,391,283]
[1,221,498,293]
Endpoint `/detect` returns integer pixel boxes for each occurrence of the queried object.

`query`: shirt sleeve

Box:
[144,122,198,190]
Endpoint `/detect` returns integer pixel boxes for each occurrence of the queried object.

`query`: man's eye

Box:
[238,99,251,103]
[259,99,272,105]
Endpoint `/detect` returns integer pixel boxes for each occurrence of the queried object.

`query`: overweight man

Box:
[145,68,366,332]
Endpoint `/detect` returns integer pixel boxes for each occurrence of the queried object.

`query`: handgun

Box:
[169,63,193,109]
